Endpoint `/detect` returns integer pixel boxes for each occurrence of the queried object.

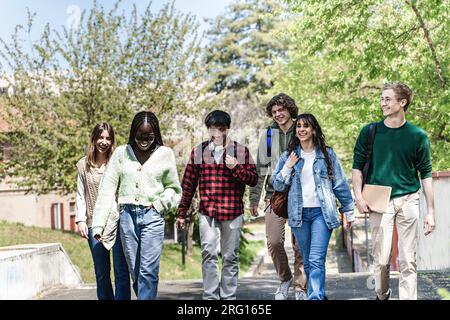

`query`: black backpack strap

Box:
[362,122,378,186]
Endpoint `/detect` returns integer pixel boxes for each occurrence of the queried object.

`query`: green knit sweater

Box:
[92,144,182,236]
[353,121,432,199]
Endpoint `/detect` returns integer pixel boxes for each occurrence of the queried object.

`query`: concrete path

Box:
[37,221,448,300]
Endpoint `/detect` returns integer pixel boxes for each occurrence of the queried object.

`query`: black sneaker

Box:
[376,289,391,300]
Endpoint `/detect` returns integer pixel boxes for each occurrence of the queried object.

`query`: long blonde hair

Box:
[86,123,116,168]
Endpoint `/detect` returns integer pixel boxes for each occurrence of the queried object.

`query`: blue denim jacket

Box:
[272,146,355,230]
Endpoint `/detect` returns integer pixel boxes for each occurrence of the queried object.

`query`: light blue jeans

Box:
[119,204,165,300]
[292,207,332,300]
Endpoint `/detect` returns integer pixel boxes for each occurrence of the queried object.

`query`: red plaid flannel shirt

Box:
[178,140,258,222]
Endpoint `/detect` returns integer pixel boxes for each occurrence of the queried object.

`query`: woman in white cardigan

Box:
[92,112,182,300]
[76,123,130,300]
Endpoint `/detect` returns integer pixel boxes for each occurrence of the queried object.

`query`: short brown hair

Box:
[266,93,298,118]
[383,82,413,112]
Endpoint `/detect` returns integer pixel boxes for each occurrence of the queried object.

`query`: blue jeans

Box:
[87,227,131,300]
[119,204,165,300]
[292,207,332,300]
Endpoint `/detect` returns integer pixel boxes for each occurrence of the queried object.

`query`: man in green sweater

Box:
[352,82,436,300]
[249,93,307,300]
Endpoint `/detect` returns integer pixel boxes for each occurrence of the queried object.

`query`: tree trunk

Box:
[406,0,446,89]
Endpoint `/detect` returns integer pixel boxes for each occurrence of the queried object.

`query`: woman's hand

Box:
[285,152,300,169]
[77,222,89,239]
[343,221,352,231]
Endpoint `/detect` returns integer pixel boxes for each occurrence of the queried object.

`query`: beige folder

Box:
[362,184,392,213]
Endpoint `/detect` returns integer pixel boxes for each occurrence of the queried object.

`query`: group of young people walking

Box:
[76,82,435,301]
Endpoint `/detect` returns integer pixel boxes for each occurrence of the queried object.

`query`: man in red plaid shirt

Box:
[176,110,258,300]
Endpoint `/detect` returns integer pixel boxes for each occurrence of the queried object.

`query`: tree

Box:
[205,0,289,96]
[0,0,204,194]
[275,0,449,170]
[203,0,294,168]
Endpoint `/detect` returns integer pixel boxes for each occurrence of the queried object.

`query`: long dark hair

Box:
[128,111,164,149]
[86,123,115,168]
[288,113,334,178]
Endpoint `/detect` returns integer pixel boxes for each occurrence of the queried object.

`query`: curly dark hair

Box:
[266,93,298,119]
[288,113,334,179]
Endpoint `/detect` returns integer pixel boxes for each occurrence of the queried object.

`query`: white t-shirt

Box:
[300,149,321,207]
[208,142,225,164]
[280,149,320,207]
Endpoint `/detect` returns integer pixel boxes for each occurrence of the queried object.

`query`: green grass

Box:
[0,220,264,283]
[438,288,450,300]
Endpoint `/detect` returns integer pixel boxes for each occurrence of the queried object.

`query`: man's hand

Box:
[424,213,436,236]
[225,155,238,170]
[421,178,435,236]
[176,217,186,230]
[77,221,89,239]
[285,152,299,169]
[355,197,370,214]
[250,205,259,217]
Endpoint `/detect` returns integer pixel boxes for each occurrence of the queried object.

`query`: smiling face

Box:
[95,130,112,155]
[207,125,229,146]
[295,119,314,144]
[380,89,406,117]
[271,105,292,127]
[134,122,155,151]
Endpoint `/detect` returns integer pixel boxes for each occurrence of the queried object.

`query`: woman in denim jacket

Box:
[272,113,355,300]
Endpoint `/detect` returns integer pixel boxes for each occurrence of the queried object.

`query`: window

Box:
[69,201,76,232]
[69,202,76,214]
[51,203,64,230]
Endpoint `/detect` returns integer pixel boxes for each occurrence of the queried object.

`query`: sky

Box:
[0,0,235,66]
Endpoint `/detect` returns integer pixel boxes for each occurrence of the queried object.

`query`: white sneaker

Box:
[275,278,293,300]
[295,291,308,300]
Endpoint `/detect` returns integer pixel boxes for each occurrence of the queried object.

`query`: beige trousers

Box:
[265,200,307,293]
[370,191,420,300]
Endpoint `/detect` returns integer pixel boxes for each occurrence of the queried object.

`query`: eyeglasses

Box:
[135,133,155,142]
[380,97,400,104]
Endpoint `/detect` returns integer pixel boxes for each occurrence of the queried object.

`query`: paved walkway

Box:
[37,220,448,300]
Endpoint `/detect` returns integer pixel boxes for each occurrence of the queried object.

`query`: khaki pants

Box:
[370,191,420,300]
[265,200,307,293]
